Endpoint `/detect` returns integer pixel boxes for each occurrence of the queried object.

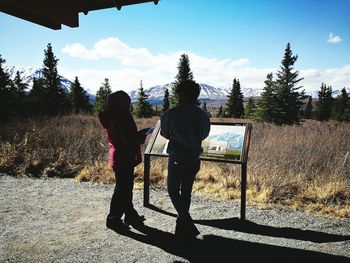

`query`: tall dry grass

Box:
[0,115,349,217]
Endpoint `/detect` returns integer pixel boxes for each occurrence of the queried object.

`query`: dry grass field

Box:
[0,115,349,217]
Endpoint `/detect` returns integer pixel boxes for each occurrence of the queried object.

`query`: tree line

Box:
[1,43,349,123]
[0,43,91,122]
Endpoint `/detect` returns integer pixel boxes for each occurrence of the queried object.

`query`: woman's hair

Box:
[107,90,131,110]
[176,80,201,104]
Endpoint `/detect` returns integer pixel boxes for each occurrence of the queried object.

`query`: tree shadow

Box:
[194,217,350,243]
[110,225,350,263]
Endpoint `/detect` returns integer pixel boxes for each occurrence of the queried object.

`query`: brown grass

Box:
[0,115,349,218]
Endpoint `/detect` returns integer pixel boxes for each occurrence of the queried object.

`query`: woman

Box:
[98,90,150,232]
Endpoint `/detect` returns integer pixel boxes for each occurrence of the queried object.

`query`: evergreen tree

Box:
[170,53,194,107]
[331,87,350,122]
[274,43,305,125]
[0,55,13,121]
[29,77,45,115]
[224,78,244,118]
[69,76,91,114]
[202,102,208,111]
[94,78,112,114]
[42,43,66,115]
[315,82,333,121]
[202,101,211,117]
[162,88,170,113]
[12,70,28,117]
[216,105,223,118]
[244,97,256,119]
[255,73,277,122]
[135,80,153,118]
[303,96,313,119]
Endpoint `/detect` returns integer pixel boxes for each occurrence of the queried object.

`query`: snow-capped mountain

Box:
[305,87,350,99]
[129,83,350,104]
[128,83,264,104]
[7,67,96,103]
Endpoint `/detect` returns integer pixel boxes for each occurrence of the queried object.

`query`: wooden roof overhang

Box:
[0,0,159,30]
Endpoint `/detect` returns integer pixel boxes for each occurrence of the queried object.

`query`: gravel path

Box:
[1,175,349,263]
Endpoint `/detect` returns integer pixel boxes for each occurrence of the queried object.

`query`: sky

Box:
[0,0,349,94]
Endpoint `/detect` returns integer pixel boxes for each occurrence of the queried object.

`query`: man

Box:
[98,91,150,232]
[160,80,210,238]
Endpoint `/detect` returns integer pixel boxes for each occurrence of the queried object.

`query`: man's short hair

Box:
[176,80,201,103]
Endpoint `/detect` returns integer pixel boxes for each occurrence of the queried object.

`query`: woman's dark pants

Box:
[107,164,138,222]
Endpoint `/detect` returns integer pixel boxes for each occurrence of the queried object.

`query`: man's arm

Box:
[202,113,211,140]
[160,113,171,139]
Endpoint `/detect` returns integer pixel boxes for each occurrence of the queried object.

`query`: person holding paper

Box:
[160,80,210,238]
[98,90,151,232]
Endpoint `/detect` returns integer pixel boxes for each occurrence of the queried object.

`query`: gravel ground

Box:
[0,175,349,263]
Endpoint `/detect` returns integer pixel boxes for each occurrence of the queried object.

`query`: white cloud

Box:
[327,32,342,44]
[60,37,350,95]
[61,43,98,60]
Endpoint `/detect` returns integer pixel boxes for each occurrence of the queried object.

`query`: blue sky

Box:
[0,0,349,94]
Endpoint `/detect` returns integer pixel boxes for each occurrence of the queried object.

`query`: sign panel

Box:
[146,120,251,163]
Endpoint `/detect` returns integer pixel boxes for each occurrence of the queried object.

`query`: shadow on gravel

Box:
[146,204,350,243]
[194,217,350,243]
[110,225,349,263]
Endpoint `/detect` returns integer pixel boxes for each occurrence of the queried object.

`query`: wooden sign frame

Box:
[143,120,252,220]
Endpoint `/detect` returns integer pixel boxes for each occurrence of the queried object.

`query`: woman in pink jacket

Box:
[98,91,150,232]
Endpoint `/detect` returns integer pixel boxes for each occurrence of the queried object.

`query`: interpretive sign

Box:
[145,121,251,164]
[144,120,252,219]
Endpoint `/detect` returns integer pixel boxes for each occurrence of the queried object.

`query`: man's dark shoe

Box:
[175,219,200,239]
[106,219,130,233]
[124,214,146,229]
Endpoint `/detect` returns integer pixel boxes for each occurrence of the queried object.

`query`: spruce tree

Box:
[135,80,153,118]
[224,78,244,118]
[216,105,223,118]
[12,70,28,117]
[255,73,277,122]
[170,53,194,107]
[94,78,112,114]
[315,82,333,121]
[69,76,91,114]
[274,43,305,125]
[202,102,211,117]
[42,43,66,115]
[0,55,13,121]
[28,77,45,115]
[244,97,256,119]
[331,87,350,122]
[162,88,170,113]
[303,96,313,119]
[202,102,208,111]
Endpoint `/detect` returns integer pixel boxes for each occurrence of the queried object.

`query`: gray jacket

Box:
[160,104,210,159]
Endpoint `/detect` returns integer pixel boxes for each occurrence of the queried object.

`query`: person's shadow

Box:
[194,217,350,243]
[109,206,350,262]
[147,204,350,243]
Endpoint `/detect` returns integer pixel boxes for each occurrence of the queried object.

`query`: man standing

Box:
[160,80,210,238]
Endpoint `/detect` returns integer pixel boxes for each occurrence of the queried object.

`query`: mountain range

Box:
[7,67,350,105]
[7,67,96,103]
[129,83,350,105]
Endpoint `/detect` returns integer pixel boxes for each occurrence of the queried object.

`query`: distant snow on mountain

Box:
[7,66,349,105]
[129,83,265,104]
[305,87,350,98]
[7,67,96,103]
